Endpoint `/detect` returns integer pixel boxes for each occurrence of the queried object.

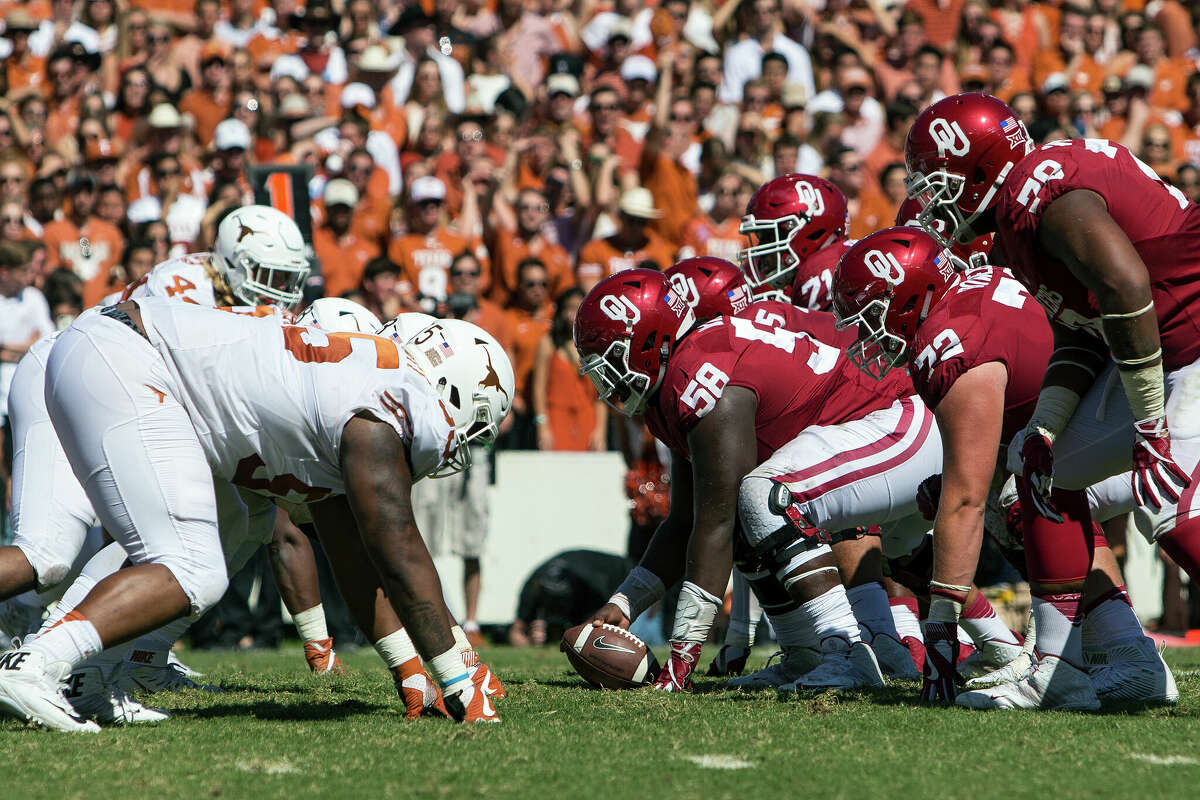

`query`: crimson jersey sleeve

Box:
[909,267,1052,443]
[995,138,1200,370]
[787,240,853,310]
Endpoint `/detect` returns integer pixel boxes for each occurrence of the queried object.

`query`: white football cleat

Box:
[956,655,1099,711]
[119,650,222,694]
[726,647,820,690]
[782,637,885,692]
[964,650,1033,688]
[0,600,41,647]
[65,665,170,725]
[957,639,1024,680]
[871,633,920,680]
[1088,636,1178,706]
[0,649,100,733]
[167,650,204,678]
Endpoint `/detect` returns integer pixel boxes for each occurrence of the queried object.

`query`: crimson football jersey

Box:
[995,138,1200,371]
[645,300,912,461]
[787,239,854,311]
[909,266,1052,444]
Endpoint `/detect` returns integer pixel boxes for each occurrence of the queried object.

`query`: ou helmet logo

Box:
[667,273,699,309]
[599,294,642,327]
[863,249,905,284]
[929,118,970,158]
[794,181,824,216]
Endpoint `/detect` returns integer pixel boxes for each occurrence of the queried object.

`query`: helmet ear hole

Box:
[972,167,987,186]
[449,385,462,409]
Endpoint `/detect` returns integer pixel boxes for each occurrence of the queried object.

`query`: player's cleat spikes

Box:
[785,637,886,691]
[1088,637,1178,706]
[119,650,222,694]
[957,639,1025,680]
[964,650,1033,688]
[304,637,346,675]
[391,661,449,719]
[444,681,500,723]
[707,644,751,677]
[0,600,41,647]
[65,666,169,725]
[0,649,100,732]
[956,655,1100,711]
[872,633,920,680]
[727,647,820,689]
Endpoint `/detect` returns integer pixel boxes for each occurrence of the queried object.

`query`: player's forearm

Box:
[930,496,987,604]
[363,522,456,658]
[1030,331,1108,440]
[1101,303,1166,421]
[684,518,735,598]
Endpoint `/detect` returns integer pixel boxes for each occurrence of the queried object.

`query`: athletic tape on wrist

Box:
[1117,361,1166,422]
[609,566,665,621]
[1028,385,1082,443]
[927,594,964,623]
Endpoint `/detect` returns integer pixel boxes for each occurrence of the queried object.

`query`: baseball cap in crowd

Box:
[620,54,657,84]
[547,73,580,98]
[214,118,252,151]
[270,54,311,83]
[357,45,399,74]
[201,41,230,65]
[148,103,184,129]
[341,82,378,111]
[1041,72,1069,95]
[782,83,808,110]
[84,137,122,164]
[410,175,446,204]
[842,68,873,94]
[1102,74,1125,96]
[1125,64,1154,91]
[389,4,436,35]
[293,0,339,30]
[4,9,39,33]
[547,53,585,79]
[618,187,662,219]
[324,178,359,208]
[608,17,633,43]
[66,169,98,192]
[960,64,988,92]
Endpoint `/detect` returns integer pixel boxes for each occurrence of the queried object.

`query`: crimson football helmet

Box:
[574,269,696,416]
[895,197,994,268]
[905,93,1032,248]
[664,257,753,323]
[739,174,848,293]
[832,227,957,379]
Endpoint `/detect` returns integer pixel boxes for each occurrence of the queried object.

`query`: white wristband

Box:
[608,566,665,622]
[1028,384,1082,443]
[1117,361,1166,422]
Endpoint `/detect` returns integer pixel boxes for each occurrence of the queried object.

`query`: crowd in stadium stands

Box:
[2,0,1200,469]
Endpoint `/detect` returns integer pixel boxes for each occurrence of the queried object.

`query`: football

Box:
[561,623,660,689]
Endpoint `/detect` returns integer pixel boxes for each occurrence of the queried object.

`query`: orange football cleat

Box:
[461,650,506,699]
[391,659,449,720]
[304,638,346,675]
[444,680,500,723]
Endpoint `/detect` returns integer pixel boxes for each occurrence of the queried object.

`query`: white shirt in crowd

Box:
[0,287,54,423]
[721,33,816,104]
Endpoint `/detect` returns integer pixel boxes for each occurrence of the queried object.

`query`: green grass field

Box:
[5,645,1200,798]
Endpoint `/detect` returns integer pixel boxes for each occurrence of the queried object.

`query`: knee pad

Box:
[739,476,829,552]
[163,559,229,617]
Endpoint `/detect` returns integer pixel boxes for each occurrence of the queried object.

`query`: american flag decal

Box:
[999,116,1016,132]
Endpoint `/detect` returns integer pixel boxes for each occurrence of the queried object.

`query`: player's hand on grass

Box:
[920,622,960,704]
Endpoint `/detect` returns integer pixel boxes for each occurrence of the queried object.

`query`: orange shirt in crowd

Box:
[849,190,896,241]
[905,0,967,50]
[389,227,487,300]
[641,150,698,248]
[488,228,572,307]
[677,216,747,264]
[178,87,229,147]
[864,137,905,194]
[1145,58,1192,113]
[1099,112,1187,162]
[576,232,677,287]
[314,225,380,297]
[1031,51,1105,99]
[5,53,45,95]
[470,297,515,355]
[43,216,125,307]
[505,304,551,403]
[546,348,598,452]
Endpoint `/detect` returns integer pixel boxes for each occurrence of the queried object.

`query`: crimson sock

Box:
[960,591,1020,646]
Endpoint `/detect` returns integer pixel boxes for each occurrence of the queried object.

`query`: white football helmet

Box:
[213,205,311,309]
[378,312,438,343]
[403,318,514,477]
[296,297,383,334]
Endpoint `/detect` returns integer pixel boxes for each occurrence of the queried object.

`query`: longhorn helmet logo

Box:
[928,118,970,159]
[477,339,510,402]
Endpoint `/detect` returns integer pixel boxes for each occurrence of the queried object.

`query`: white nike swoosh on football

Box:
[593,636,636,654]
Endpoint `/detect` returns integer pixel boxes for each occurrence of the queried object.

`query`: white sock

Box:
[373,629,418,669]
[426,647,472,695]
[960,592,1020,646]
[1032,595,1083,665]
[669,581,721,643]
[25,612,103,673]
[726,571,762,648]
[802,585,861,644]
[765,605,816,650]
[846,582,899,640]
[292,604,330,642]
[1085,596,1144,645]
[462,620,480,633]
[889,601,922,640]
[32,542,127,639]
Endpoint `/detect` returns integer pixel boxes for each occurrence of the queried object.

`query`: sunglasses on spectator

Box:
[416,199,443,207]
[0,175,22,185]
[519,202,549,212]
[714,187,737,196]
[149,34,170,44]
[669,113,693,122]
[1146,139,1170,148]
[451,269,481,278]
[128,22,147,31]
[521,280,548,288]
[157,167,182,177]
[346,163,372,173]
[591,103,619,112]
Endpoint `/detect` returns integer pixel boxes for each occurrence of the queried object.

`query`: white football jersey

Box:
[100,252,222,308]
[134,297,455,504]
